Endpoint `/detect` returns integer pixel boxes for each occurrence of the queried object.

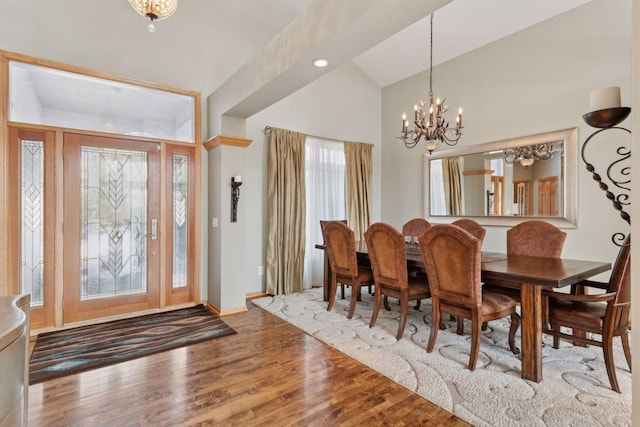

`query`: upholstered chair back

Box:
[320,219,348,239]
[506,220,566,258]
[322,221,358,278]
[364,222,409,291]
[402,218,431,238]
[419,224,482,306]
[452,219,486,243]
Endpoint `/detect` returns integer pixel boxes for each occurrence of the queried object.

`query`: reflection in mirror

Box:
[423,128,577,228]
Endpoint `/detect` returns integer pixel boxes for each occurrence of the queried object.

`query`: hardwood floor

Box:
[28,300,469,426]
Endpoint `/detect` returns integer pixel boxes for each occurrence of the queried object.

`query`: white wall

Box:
[381,0,631,273]
[238,62,382,295]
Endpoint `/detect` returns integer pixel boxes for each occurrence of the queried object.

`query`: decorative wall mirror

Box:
[423,127,578,228]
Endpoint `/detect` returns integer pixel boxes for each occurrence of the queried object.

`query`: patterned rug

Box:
[29,305,236,384]
[252,288,631,427]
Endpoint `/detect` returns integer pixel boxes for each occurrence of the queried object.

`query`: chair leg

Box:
[383,295,391,311]
[327,276,338,312]
[468,315,482,371]
[396,293,409,340]
[552,324,560,349]
[414,299,421,310]
[427,298,441,353]
[481,321,488,331]
[456,317,464,335]
[369,289,382,328]
[603,332,621,393]
[508,313,521,355]
[340,284,345,300]
[347,285,359,319]
[621,331,632,372]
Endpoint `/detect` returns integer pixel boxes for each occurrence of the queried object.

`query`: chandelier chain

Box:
[429,14,433,99]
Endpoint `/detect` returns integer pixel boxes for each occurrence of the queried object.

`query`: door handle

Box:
[146,219,158,240]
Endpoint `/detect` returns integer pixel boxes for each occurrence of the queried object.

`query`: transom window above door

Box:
[9,61,195,143]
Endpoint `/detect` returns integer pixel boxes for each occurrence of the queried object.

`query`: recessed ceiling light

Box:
[312,58,329,68]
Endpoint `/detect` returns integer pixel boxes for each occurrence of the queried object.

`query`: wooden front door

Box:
[62,133,161,323]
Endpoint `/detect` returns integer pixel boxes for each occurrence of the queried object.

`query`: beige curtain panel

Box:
[344,142,372,241]
[443,156,462,216]
[266,128,307,295]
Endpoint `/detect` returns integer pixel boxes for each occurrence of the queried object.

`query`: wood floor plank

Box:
[28,300,470,426]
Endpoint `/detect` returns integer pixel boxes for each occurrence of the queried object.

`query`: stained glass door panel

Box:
[63,134,160,323]
[163,145,194,305]
[8,127,55,328]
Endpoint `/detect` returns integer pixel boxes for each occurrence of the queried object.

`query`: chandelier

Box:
[504,143,553,168]
[129,0,178,32]
[400,13,463,154]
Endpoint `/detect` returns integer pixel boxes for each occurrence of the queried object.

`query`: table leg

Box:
[520,282,543,382]
[323,250,331,302]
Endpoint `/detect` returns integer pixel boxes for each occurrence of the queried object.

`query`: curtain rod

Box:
[264,125,372,145]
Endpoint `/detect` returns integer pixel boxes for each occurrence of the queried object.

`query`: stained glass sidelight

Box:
[21,140,44,307]
[80,146,148,300]
[172,154,188,288]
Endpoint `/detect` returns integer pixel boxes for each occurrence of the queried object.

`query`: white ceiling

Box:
[355,0,592,87]
[0,0,591,121]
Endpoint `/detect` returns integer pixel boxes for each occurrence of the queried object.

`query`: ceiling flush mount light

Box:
[312,58,329,68]
[129,0,178,32]
[504,143,553,168]
[400,13,463,154]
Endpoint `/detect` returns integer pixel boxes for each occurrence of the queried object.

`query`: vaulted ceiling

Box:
[1,0,591,120]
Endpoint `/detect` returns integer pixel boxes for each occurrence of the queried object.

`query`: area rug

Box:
[252,288,631,427]
[29,305,236,384]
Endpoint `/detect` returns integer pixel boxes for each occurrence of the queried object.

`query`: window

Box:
[303,137,345,289]
[9,61,195,142]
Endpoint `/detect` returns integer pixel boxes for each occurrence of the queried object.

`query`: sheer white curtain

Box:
[303,137,346,289]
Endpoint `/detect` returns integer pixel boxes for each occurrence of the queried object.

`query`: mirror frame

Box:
[422,127,578,228]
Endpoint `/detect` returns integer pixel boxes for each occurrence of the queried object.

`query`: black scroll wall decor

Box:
[582,102,631,247]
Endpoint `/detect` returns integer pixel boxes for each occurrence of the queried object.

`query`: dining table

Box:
[315,240,611,383]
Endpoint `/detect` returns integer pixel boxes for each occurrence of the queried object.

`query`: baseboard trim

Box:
[246,291,268,299]
[205,301,248,316]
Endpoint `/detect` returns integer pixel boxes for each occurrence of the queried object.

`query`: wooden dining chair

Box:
[365,222,431,340]
[322,221,375,319]
[507,220,567,257]
[402,218,432,309]
[320,219,350,299]
[452,219,486,243]
[320,219,347,230]
[419,224,520,371]
[483,220,567,302]
[402,218,431,241]
[542,235,631,393]
[449,219,486,327]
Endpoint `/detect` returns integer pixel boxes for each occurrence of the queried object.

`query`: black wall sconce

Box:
[231,175,242,222]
